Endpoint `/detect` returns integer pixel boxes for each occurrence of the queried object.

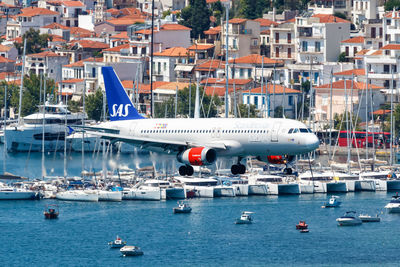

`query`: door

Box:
[288,48,291,58]
[270,122,281,142]
[275,47,279,58]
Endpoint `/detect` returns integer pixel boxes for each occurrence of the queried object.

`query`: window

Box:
[353,47,357,55]
[163,62,166,71]
[302,41,308,52]
[315,41,321,52]
[287,33,291,44]
[233,39,237,49]
[275,47,279,57]
[247,96,250,104]
[345,46,349,56]
[240,68,244,77]
[247,69,251,77]
[371,27,376,38]
[157,62,161,74]
[288,48,291,58]
[254,96,258,108]
[384,65,390,74]
[275,32,279,43]
[288,96,293,106]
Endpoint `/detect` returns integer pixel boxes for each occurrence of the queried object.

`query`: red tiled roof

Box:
[160,24,191,31]
[62,1,85,7]
[106,17,145,26]
[333,69,365,76]
[254,18,278,27]
[110,31,128,39]
[0,72,18,80]
[0,44,13,52]
[229,18,247,24]
[153,47,192,57]
[384,11,400,19]
[71,40,109,49]
[42,22,69,30]
[312,14,350,23]
[381,44,400,50]
[243,84,300,94]
[228,54,282,65]
[371,50,383,55]
[261,29,270,35]
[188,44,215,51]
[0,56,14,63]
[63,57,102,67]
[195,59,225,71]
[204,26,220,35]
[27,51,60,57]
[70,27,95,37]
[316,80,383,90]
[355,49,370,56]
[60,78,84,83]
[341,36,364,43]
[204,86,233,96]
[200,78,252,86]
[18,7,59,17]
[103,43,130,52]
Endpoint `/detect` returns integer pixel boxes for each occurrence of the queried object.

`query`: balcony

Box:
[231,28,252,35]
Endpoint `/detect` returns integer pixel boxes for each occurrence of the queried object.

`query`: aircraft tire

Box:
[231,164,240,175]
[238,164,246,174]
[186,165,194,176]
[179,166,187,176]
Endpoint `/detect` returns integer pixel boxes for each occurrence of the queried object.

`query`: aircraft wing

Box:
[84,131,228,152]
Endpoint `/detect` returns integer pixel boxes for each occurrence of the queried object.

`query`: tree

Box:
[238,104,257,118]
[385,104,400,135]
[238,0,268,19]
[179,0,211,39]
[154,85,222,118]
[15,28,50,54]
[86,89,107,121]
[334,12,347,20]
[385,0,400,11]
[333,112,361,131]
[338,52,347,62]
[211,1,223,25]
[274,106,284,118]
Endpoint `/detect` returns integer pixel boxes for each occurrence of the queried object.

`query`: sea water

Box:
[1,145,400,266]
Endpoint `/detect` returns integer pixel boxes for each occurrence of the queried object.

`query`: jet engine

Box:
[177,147,217,166]
[257,155,295,165]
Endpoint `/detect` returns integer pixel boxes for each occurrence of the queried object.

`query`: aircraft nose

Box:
[306,134,319,150]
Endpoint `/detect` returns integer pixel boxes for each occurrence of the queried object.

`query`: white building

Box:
[25,51,69,82]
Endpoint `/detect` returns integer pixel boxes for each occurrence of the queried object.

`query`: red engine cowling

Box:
[177,147,217,166]
[266,155,286,165]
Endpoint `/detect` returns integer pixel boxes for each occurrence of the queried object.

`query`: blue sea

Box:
[1,144,400,266]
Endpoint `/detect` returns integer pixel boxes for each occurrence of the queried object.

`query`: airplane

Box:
[84,66,319,176]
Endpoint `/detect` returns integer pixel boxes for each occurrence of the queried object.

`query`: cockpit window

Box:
[300,128,308,133]
[308,128,312,133]
[288,128,293,134]
[293,128,299,133]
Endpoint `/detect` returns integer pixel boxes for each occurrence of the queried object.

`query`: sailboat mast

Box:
[328,69,333,160]
[3,85,7,174]
[41,77,46,179]
[261,56,264,118]
[18,38,26,125]
[345,79,350,174]
[81,74,86,176]
[64,91,68,178]
[365,71,369,160]
[390,69,394,166]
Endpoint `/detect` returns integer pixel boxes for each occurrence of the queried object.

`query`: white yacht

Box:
[0,182,37,200]
[96,189,122,202]
[142,179,186,199]
[173,176,217,198]
[385,193,400,213]
[5,102,86,152]
[336,211,362,226]
[299,171,357,193]
[248,174,300,195]
[122,185,161,201]
[56,190,99,202]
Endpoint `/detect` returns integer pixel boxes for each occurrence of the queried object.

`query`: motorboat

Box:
[336,211,362,226]
[173,201,192,214]
[321,195,341,208]
[122,186,161,201]
[173,177,217,198]
[120,246,144,256]
[296,221,308,230]
[384,193,400,213]
[0,183,38,200]
[300,229,309,233]
[96,190,122,202]
[235,211,254,224]
[108,236,127,248]
[247,174,300,195]
[43,204,59,219]
[5,102,86,152]
[56,190,99,202]
[142,179,186,200]
[358,214,381,222]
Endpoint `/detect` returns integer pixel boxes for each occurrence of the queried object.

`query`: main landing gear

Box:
[231,158,246,175]
[179,165,194,176]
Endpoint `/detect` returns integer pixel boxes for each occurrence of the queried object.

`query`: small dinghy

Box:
[336,211,362,226]
[359,214,381,222]
[296,221,308,230]
[108,236,127,248]
[235,211,254,224]
[173,201,192,214]
[322,195,341,208]
[300,229,309,233]
[44,204,59,219]
[120,246,144,256]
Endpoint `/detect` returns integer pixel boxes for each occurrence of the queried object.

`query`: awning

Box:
[174,65,194,72]
[71,95,82,102]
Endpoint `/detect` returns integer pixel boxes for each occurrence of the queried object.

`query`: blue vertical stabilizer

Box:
[101,66,144,121]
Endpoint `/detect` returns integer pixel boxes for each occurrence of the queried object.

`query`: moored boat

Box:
[44,204,59,219]
[235,211,254,224]
[359,214,381,222]
[108,236,127,248]
[322,195,341,208]
[120,246,143,256]
[384,193,400,213]
[336,211,362,226]
[56,190,99,202]
[173,201,192,213]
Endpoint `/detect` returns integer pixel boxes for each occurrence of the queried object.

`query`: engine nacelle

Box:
[257,155,295,165]
[177,147,217,166]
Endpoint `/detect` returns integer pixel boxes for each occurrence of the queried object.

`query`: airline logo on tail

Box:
[102,66,144,121]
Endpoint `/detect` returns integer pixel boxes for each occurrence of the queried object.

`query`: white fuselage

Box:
[101,117,319,158]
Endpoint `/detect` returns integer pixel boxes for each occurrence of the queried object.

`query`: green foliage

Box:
[333,112,361,131]
[334,12,347,20]
[162,10,172,19]
[211,1,223,25]
[385,0,400,11]
[86,89,106,121]
[238,104,257,118]
[385,104,400,135]
[154,85,222,118]
[68,100,81,113]
[338,52,347,62]
[15,28,50,55]
[179,0,211,38]
[301,80,310,94]
[92,51,103,58]
[238,0,268,19]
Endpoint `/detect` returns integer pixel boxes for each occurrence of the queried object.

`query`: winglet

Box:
[102,66,144,121]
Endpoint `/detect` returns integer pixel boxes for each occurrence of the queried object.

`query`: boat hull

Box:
[214,186,236,197]
[122,188,161,201]
[0,191,37,200]
[278,183,300,195]
[56,191,99,202]
[184,186,214,198]
[98,190,122,202]
[248,184,268,195]
[336,218,362,226]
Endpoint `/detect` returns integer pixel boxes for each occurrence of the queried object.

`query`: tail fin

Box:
[102,66,144,121]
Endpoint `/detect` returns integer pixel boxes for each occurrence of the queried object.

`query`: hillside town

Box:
[0,0,399,134]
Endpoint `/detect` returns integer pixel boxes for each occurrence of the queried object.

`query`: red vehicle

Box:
[296,221,308,230]
[338,131,391,149]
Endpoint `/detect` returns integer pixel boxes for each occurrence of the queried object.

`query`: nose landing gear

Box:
[179,165,194,176]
